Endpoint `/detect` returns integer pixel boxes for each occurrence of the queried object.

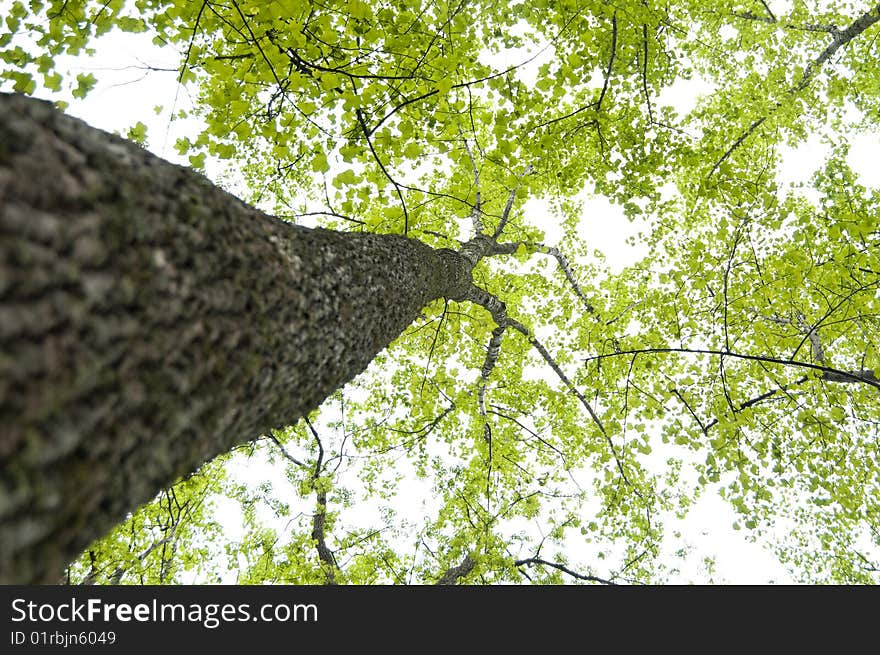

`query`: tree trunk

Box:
[0,93,472,583]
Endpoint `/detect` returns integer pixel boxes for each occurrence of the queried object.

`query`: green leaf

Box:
[188,152,206,169]
[11,71,35,94]
[43,71,62,91]
[311,152,330,173]
[435,77,453,95]
[72,72,97,99]
[126,121,148,145]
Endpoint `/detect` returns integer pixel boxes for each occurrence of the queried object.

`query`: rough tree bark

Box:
[0,93,473,583]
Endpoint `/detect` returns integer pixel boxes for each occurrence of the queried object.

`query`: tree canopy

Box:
[2,0,878,584]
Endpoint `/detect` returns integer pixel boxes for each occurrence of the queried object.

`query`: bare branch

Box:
[229,0,289,108]
[707,116,767,179]
[534,13,619,135]
[731,11,775,24]
[463,286,634,486]
[731,9,839,34]
[266,433,307,468]
[370,45,558,137]
[487,406,570,464]
[584,347,880,391]
[490,240,599,356]
[178,1,208,86]
[81,529,179,585]
[506,318,610,441]
[597,13,618,112]
[671,387,709,435]
[641,24,654,124]
[387,403,456,438]
[532,101,598,131]
[703,375,810,431]
[478,325,506,432]
[460,130,484,235]
[492,166,534,239]
[420,300,449,396]
[796,313,825,364]
[795,23,842,35]
[821,369,877,384]
[288,211,366,226]
[305,418,339,585]
[355,108,410,235]
[515,557,616,584]
[492,241,596,313]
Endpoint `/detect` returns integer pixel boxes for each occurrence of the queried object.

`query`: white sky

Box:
[9,11,878,584]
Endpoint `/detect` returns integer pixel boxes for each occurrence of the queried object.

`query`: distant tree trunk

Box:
[0,93,472,583]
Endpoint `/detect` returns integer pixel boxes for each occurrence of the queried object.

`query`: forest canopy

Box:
[2,0,879,583]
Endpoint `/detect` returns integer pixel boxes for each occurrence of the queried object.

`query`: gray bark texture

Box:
[0,93,472,583]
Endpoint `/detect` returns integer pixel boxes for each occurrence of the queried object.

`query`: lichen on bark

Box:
[0,93,473,583]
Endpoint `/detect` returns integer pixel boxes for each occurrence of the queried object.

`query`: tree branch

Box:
[492,241,595,313]
[478,325,506,436]
[671,387,709,435]
[492,166,533,239]
[703,375,811,431]
[464,286,634,486]
[305,418,339,585]
[709,5,880,178]
[796,6,880,91]
[515,557,616,584]
[460,130,484,236]
[267,433,307,468]
[355,108,409,235]
[707,116,767,179]
[584,347,880,390]
[597,12,618,112]
[436,553,476,584]
[641,24,654,124]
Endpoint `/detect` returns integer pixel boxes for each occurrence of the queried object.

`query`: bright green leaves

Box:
[188,152,206,169]
[8,70,35,94]
[625,132,880,581]
[310,152,330,174]
[126,121,148,146]
[402,141,422,159]
[318,72,342,92]
[43,71,62,91]
[174,137,191,156]
[4,0,877,585]
[5,0,27,28]
[72,72,96,98]
[514,242,530,263]
[333,168,359,186]
[435,77,454,95]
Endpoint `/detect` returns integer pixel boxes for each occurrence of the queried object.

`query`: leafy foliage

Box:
[4,0,879,583]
